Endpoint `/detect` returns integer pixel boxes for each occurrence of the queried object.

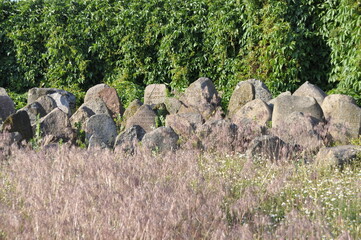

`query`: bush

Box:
[0,0,360,106]
[0,0,22,91]
[320,0,361,104]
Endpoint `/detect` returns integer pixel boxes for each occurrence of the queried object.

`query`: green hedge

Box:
[0,0,360,106]
[320,0,361,103]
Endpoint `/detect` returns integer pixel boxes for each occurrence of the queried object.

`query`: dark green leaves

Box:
[0,0,360,106]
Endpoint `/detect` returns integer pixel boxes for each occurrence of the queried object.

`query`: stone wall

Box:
[1,78,361,167]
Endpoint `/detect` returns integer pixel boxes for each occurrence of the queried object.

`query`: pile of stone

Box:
[1,77,361,167]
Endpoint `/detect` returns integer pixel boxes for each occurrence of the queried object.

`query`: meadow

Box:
[0,143,360,239]
[1,0,361,238]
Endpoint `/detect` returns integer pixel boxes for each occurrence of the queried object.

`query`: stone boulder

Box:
[48,92,72,116]
[321,94,361,144]
[35,95,58,114]
[180,77,221,120]
[246,135,290,161]
[70,97,111,131]
[176,103,205,126]
[21,95,57,125]
[293,81,327,105]
[38,108,74,142]
[182,77,219,107]
[228,82,255,117]
[232,99,272,126]
[178,112,204,126]
[316,145,361,168]
[69,106,95,131]
[268,91,291,109]
[228,117,266,153]
[0,95,15,123]
[27,87,54,103]
[165,114,195,138]
[82,98,110,116]
[88,135,109,150]
[83,84,123,119]
[85,114,117,148]
[1,110,33,141]
[114,125,146,154]
[122,99,143,125]
[196,119,237,152]
[236,79,273,102]
[144,84,168,105]
[27,88,76,111]
[273,112,324,151]
[0,87,9,97]
[0,132,22,145]
[98,87,124,118]
[21,102,47,126]
[0,132,22,160]
[164,97,182,114]
[141,126,179,153]
[272,95,324,128]
[84,84,110,103]
[125,105,157,132]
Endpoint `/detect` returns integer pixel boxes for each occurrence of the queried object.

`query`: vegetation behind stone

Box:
[1,0,361,107]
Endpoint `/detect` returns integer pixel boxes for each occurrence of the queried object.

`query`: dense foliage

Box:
[0,0,360,106]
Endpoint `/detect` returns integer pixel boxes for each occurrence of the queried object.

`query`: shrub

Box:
[320,0,361,104]
[0,0,360,106]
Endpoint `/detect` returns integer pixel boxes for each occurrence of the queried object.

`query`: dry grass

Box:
[0,144,360,239]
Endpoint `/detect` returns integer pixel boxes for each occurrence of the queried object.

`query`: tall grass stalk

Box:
[0,146,360,239]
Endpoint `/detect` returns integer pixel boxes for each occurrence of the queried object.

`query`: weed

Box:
[113,114,124,133]
[29,114,42,150]
[74,122,87,148]
[350,135,361,146]
[155,114,166,128]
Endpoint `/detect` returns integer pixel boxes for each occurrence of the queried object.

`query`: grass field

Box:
[0,145,360,239]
